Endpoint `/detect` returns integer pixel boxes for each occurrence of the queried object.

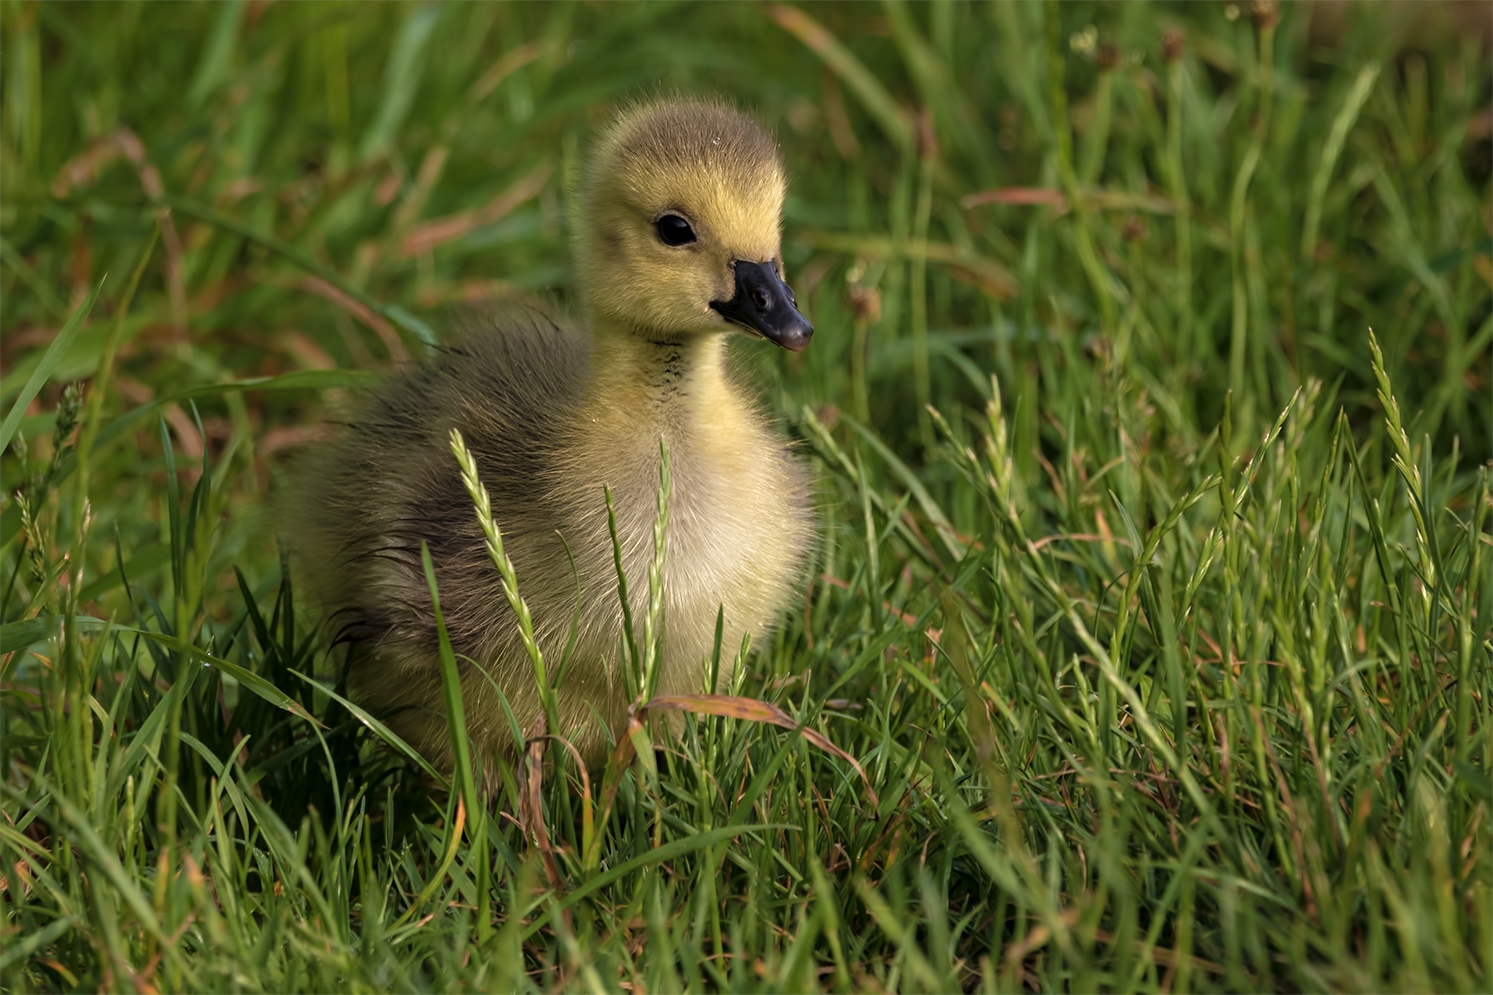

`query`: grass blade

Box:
[0,279,102,453]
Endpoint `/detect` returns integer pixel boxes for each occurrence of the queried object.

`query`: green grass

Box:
[2,1,1490,991]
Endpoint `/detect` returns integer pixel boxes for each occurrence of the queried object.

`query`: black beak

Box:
[709,260,813,352]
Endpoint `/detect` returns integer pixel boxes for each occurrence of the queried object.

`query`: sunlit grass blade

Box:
[0,279,102,454]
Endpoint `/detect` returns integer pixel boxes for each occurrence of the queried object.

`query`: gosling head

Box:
[576,99,813,352]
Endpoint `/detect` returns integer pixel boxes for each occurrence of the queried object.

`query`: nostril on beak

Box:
[753,289,772,310]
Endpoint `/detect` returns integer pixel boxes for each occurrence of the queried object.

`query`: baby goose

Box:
[288,100,816,773]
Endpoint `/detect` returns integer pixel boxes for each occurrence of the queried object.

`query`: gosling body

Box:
[288,101,816,770]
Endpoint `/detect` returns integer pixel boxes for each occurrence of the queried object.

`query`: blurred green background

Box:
[4,1,1487,469]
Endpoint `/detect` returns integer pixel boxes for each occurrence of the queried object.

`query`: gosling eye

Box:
[655,214,697,247]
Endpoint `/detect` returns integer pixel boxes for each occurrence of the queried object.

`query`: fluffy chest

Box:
[663,432,801,600]
[561,380,811,639]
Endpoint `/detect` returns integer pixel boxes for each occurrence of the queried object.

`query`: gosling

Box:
[287,100,816,774]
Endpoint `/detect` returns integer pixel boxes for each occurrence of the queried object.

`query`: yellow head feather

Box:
[575,99,787,339]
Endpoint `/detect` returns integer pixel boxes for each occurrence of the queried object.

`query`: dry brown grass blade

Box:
[960,186,1177,215]
[766,2,913,152]
[401,159,554,257]
[643,694,879,808]
[792,230,1017,301]
[522,716,569,924]
[295,275,409,365]
[643,694,801,726]
[469,42,544,101]
[391,144,450,235]
[50,128,188,348]
[585,713,646,872]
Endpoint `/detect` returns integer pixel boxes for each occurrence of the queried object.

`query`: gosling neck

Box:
[585,318,730,414]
